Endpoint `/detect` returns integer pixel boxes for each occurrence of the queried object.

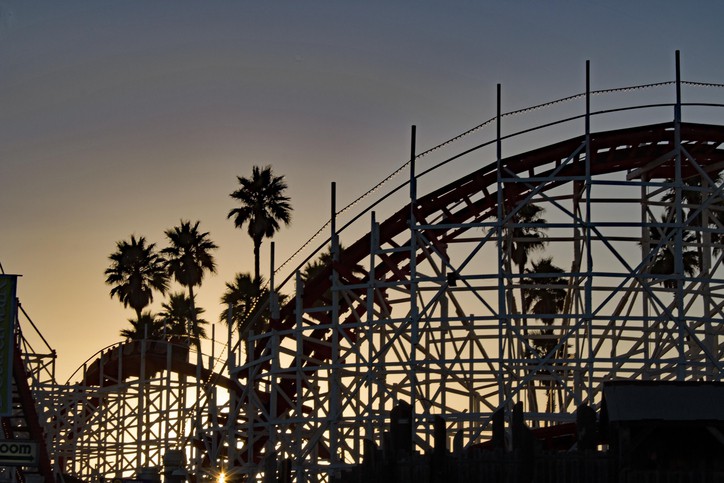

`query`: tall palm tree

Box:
[301,244,366,322]
[521,257,567,415]
[228,165,292,281]
[105,235,168,320]
[120,311,165,341]
[162,220,218,300]
[220,272,270,339]
[522,257,567,355]
[159,292,209,350]
[662,171,723,231]
[645,214,700,289]
[507,203,549,276]
[301,244,365,283]
[162,220,217,346]
[495,202,549,322]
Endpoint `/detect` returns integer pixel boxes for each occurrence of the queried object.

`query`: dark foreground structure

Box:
[324,383,724,483]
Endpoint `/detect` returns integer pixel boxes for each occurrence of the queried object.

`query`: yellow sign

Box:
[0,275,17,417]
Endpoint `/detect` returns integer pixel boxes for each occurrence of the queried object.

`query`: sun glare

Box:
[218,471,225,483]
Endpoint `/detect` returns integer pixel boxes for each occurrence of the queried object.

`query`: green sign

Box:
[0,275,17,417]
[0,440,37,466]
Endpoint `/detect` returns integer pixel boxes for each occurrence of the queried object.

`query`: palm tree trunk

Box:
[135,307,143,336]
[254,238,262,281]
[519,263,540,419]
[188,285,196,344]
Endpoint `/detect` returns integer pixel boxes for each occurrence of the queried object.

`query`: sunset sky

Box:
[3,1,724,382]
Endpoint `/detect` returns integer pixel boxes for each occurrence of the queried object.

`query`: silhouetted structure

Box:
[326,384,724,483]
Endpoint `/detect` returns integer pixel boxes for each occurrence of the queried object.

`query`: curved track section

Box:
[227,121,724,479]
[50,340,235,481]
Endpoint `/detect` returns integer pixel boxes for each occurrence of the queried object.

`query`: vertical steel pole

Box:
[641,175,651,374]
[702,176,716,379]
[495,84,507,420]
[409,125,418,452]
[227,304,234,372]
[585,61,595,404]
[329,182,340,476]
[270,242,278,321]
[294,270,304,482]
[674,50,687,380]
[366,212,377,440]
[225,308,236,468]
[138,334,147,468]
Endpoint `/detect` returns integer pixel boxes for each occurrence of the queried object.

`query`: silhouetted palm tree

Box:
[662,171,723,229]
[522,257,567,414]
[220,272,270,339]
[120,311,165,341]
[645,214,700,289]
[300,244,366,322]
[162,220,218,309]
[522,257,567,356]
[507,204,548,274]
[500,203,548,316]
[301,244,365,283]
[105,235,168,320]
[228,165,292,281]
[159,292,208,350]
[659,172,724,272]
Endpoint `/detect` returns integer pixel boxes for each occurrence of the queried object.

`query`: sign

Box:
[0,275,17,417]
[0,440,37,466]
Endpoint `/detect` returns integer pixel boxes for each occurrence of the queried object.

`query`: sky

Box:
[3,1,724,382]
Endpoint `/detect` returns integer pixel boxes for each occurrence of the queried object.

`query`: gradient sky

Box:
[3,1,724,382]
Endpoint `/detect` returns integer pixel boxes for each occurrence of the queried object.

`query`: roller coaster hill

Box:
[4,53,724,483]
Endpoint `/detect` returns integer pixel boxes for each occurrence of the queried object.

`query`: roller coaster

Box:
[4,54,724,482]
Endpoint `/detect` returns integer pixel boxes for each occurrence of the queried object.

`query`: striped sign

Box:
[0,275,17,417]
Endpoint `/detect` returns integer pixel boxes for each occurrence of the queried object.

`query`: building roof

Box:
[603,381,724,422]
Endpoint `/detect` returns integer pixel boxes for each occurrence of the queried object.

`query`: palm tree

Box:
[522,257,567,354]
[162,220,218,304]
[120,311,165,341]
[220,272,271,339]
[162,220,217,354]
[662,171,723,230]
[497,203,549,320]
[521,257,567,414]
[657,172,723,275]
[507,203,549,276]
[228,165,292,281]
[645,214,700,289]
[300,244,366,322]
[105,235,168,320]
[301,244,365,283]
[159,292,209,350]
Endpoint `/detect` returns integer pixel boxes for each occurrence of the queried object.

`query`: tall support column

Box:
[701,176,716,379]
[271,242,279,322]
[641,173,651,377]
[408,125,419,451]
[246,332,255,471]
[365,212,377,441]
[584,61,595,404]
[269,241,280,473]
[673,50,687,380]
[194,334,203,471]
[495,84,508,419]
[329,182,341,475]
[138,336,147,468]
[225,304,236,467]
[294,271,305,482]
